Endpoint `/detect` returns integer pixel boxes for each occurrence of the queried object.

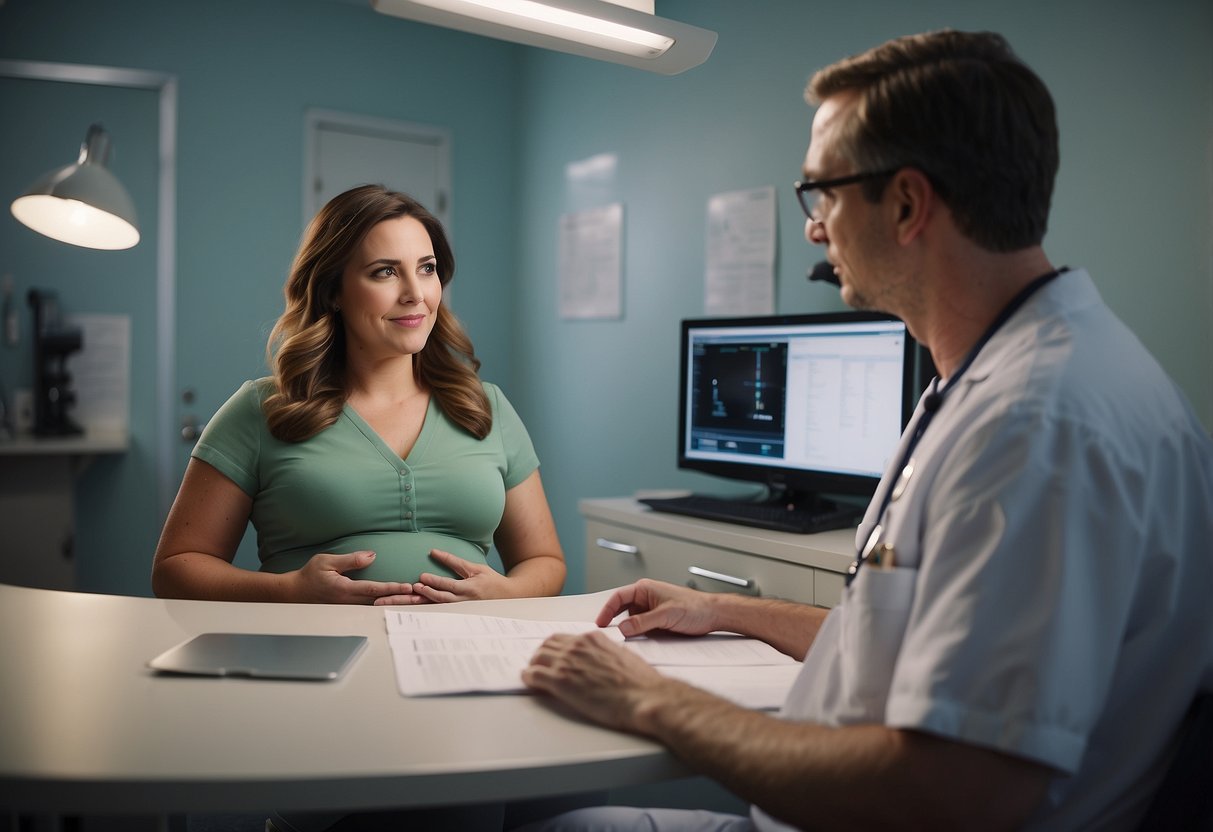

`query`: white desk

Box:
[0,583,686,815]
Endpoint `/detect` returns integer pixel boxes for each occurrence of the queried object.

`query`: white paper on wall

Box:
[558,202,624,320]
[65,313,130,432]
[705,186,776,316]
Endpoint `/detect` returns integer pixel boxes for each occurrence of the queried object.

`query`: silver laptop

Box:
[148,633,367,681]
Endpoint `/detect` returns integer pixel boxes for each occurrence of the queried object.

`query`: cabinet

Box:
[581,497,855,608]
[0,429,127,589]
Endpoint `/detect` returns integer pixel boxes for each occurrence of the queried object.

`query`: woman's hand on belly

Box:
[381,549,513,605]
[292,550,421,604]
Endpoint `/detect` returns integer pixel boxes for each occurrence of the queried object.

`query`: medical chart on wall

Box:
[704,186,777,316]
[565,152,618,212]
[558,202,624,320]
[559,153,623,320]
[66,313,130,432]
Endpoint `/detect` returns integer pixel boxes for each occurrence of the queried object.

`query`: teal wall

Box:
[1,0,1210,597]
[512,0,1213,594]
[0,77,160,593]
[1,0,523,594]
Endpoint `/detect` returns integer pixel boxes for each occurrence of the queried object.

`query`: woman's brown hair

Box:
[263,184,491,442]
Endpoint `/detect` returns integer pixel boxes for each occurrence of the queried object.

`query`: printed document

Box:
[385,610,799,709]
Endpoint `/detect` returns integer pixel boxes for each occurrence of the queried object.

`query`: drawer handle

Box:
[688,566,752,588]
[595,537,640,555]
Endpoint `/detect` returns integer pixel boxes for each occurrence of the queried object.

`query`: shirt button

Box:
[404,483,412,491]
[405,511,413,519]
[405,495,412,503]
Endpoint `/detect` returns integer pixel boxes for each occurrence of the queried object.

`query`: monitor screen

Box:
[678,311,920,501]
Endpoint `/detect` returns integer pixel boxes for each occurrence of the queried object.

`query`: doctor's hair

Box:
[263,184,491,443]
[807,29,1058,252]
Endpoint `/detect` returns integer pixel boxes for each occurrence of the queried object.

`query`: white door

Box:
[304,110,451,230]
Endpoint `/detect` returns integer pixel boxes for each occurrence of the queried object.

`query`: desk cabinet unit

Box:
[0,429,127,590]
[580,498,856,608]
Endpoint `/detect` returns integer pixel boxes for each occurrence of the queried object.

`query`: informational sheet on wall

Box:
[66,313,130,432]
[704,186,776,316]
[565,152,618,213]
[558,202,624,319]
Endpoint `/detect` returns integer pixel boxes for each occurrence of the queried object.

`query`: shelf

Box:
[0,428,128,456]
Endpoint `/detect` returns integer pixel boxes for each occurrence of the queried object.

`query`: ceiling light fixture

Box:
[371,0,716,75]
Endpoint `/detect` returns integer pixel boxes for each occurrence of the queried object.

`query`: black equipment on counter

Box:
[27,289,83,436]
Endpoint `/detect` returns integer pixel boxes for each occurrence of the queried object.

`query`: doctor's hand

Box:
[292,550,419,605]
[523,631,675,734]
[394,549,512,604]
[596,579,722,638]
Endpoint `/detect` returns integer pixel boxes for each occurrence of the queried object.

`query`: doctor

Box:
[521,29,1213,831]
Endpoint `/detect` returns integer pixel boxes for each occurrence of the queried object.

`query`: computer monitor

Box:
[677,311,923,507]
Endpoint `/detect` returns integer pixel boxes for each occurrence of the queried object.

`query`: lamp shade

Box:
[11,124,140,250]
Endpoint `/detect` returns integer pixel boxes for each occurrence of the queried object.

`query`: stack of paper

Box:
[384,610,800,710]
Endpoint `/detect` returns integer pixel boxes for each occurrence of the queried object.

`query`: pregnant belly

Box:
[260,531,488,582]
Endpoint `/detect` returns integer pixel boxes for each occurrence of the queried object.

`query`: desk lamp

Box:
[10,123,140,251]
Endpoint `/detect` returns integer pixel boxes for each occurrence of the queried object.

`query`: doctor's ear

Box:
[892,168,933,243]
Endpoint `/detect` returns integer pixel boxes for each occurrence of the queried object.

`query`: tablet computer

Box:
[148,633,368,681]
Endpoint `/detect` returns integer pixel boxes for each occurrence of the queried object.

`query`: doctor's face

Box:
[803,94,899,313]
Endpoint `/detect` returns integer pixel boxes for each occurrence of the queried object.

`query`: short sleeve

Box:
[485,383,540,489]
[885,407,1136,772]
[191,379,266,497]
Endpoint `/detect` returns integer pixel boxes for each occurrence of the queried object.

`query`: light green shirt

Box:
[192,379,539,582]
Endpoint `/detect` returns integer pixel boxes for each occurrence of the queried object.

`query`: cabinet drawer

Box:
[815,569,845,608]
[586,521,652,590]
[587,521,824,606]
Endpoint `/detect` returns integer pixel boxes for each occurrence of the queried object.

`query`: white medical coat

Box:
[754,269,1213,831]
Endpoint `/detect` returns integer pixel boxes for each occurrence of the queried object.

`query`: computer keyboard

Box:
[638,494,863,534]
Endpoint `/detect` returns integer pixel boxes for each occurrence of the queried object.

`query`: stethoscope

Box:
[846,266,1068,587]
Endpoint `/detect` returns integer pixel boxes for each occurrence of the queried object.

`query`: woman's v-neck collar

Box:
[342,396,435,469]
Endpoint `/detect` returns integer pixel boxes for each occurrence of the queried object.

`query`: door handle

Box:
[180,415,207,443]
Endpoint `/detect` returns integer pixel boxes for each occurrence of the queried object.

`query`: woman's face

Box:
[337,215,443,364]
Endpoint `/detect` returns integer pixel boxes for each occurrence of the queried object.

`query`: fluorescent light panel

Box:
[372,0,717,75]
[410,0,673,57]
